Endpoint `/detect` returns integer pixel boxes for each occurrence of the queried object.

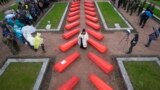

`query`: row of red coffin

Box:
[55,52,113,90]
[58,74,113,90]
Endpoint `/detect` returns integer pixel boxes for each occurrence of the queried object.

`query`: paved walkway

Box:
[0,0,16,12]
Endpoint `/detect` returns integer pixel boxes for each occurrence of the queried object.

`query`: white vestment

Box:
[78,32,89,48]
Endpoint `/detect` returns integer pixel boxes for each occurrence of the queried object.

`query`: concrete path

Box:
[0,0,16,12]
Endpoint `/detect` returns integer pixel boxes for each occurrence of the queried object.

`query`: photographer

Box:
[145,26,160,47]
[127,33,139,54]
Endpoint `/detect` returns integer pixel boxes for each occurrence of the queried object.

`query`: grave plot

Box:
[36,2,68,31]
[116,57,160,90]
[96,1,133,31]
[0,58,49,90]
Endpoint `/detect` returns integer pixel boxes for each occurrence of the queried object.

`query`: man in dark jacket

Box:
[139,9,153,28]
[145,27,160,47]
[127,33,139,54]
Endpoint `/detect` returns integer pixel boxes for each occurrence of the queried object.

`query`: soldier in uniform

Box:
[126,0,133,13]
[137,0,146,15]
[112,0,116,4]
[122,0,129,10]
[134,1,140,12]
[130,1,136,15]
[118,0,123,8]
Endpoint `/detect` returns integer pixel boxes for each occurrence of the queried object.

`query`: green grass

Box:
[153,8,160,18]
[98,2,128,28]
[0,13,5,20]
[0,62,42,90]
[145,3,160,18]
[124,61,160,90]
[149,0,160,7]
[37,3,67,29]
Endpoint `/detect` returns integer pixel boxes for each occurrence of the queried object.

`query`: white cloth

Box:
[25,34,34,46]
[5,13,15,19]
[78,32,89,48]
[22,25,36,35]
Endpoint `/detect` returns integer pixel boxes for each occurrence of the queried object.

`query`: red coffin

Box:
[88,38,108,53]
[85,3,94,7]
[54,51,80,73]
[88,52,113,73]
[57,76,80,90]
[59,38,78,52]
[70,7,80,12]
[84,1,93,4]
[85,15,98,23]
[68,10,80,17]
[71,1,80,5]
[89,74,113,90]
[63,28,80,39]
[85,6,96,12]
[67,15,80,23]
[65,21,80,30]
[86,29,104,40]
[86,20,100,30]
[71,4,80,8]
[85,10,97,17]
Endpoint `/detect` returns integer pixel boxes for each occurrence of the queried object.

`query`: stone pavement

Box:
[0,0,15,12]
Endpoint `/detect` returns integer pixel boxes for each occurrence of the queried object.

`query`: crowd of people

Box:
[113,0,155,28]
[0,0,55,55]
[111,0,160,54]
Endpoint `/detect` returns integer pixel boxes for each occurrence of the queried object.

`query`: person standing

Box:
[139,9,153,28]
[118,0,123,8]
[78,29,89,49]
[33,33,46,53]
[122,0,129,10]
[133,1,140,12]
[145,27,160,47]
[112,0,116,4]
[137,0,146,15]
[126,33,139,54]
[130,1,136,15]
[126,0,133,13]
